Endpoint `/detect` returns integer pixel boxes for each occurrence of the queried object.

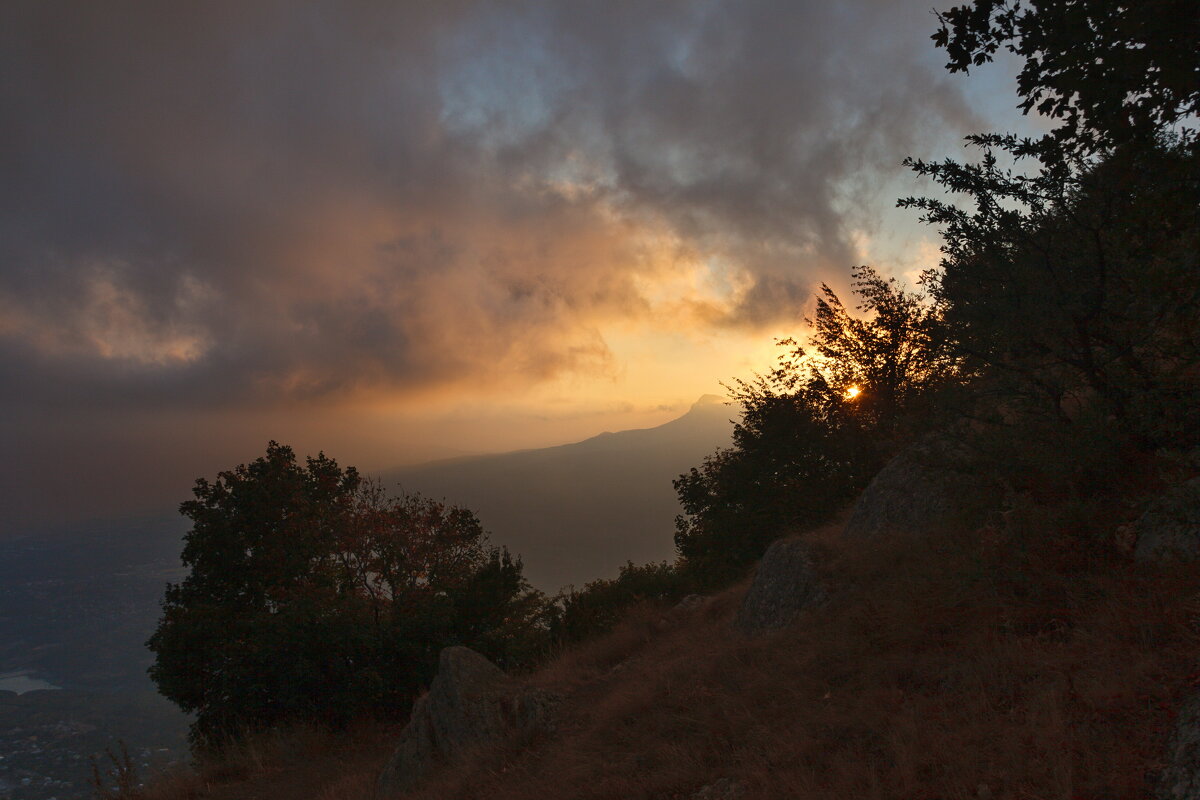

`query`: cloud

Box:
[0,0,982,414]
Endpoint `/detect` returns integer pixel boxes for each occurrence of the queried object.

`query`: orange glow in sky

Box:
[0,0,1035,531]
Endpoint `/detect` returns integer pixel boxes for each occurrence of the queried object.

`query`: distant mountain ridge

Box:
[382,396,733,591]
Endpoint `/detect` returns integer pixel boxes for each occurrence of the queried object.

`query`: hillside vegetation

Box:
[120,510,1200,799]
[123,1,1200,798]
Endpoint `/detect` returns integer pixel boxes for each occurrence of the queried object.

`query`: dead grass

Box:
[139,516,1200,800]
[133,720,399,800]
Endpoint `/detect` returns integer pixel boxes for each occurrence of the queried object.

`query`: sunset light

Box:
[0,0,1011,533]
[4,0,1196,796]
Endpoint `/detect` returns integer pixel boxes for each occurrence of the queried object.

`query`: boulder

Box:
[377,647,558,796]
[844,436,995,539]
[735,538,825,633]
[1156,691,1200,799]
[672,594,710,614]
[1134,477,1200,563]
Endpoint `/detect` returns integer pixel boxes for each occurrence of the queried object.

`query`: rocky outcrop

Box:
[672,594,710,614]
[1134,477,1200,563]
[735,538,825,633]
[377,647,558,796]
[843,436,996,539]
[1156,691,1200,799]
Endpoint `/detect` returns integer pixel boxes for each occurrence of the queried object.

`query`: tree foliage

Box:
[552,561,686,643]
[903,138,1200,448]
[674,1,1198,581]
[148,442,548,747]
[674,267,956,584]
[909,0,1200,456]
[932,0,1199,155]
[770,266,961,439]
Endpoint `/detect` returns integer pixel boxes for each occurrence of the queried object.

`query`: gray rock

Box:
[1135,478,1200,563]
[844,436,995,539]
[693,778,745,799]
[672,594,710,613]
[735,538,825,633]
[1157,691,1200,799]
[377,647,558,796]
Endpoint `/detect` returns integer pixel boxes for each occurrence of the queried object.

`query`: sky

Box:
[0,0,1033,533]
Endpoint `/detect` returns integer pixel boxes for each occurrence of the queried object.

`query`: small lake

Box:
[0,671,60,693]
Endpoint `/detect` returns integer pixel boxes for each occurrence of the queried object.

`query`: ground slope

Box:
[140,514,1200,800]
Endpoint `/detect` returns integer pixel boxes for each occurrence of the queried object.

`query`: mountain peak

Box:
[690,394,728,411]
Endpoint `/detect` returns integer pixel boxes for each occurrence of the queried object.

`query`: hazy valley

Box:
[0,401,732,799]
[385,395,733,590]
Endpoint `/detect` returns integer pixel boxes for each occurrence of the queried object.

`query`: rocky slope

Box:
[132,449,1200,800]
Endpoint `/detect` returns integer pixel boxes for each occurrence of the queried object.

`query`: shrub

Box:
[553,562,687,644]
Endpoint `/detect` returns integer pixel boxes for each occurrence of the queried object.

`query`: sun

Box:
[844,385,862,400]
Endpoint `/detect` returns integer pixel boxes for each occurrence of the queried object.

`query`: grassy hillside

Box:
[125,506,1199,800]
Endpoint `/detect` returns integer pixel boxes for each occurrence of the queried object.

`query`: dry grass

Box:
[140,516,1200,800]
[132,721,399,800]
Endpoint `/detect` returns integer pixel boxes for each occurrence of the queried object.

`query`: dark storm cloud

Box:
[0,0,979,411]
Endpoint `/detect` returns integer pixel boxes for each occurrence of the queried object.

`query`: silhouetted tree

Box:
[767,265,960,440]
[908,0,1200,452]
[674,268,956,584]
[932,0,1199,156]
[148,442,548,747]
[883,0,1200,521]
[904,138,1200,448]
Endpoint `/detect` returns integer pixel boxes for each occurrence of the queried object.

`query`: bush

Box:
[553,562,688,644]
